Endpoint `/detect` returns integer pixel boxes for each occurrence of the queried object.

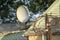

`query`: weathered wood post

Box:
[45,14,52,40]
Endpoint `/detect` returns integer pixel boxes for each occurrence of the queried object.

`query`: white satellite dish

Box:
[16,5,30,23]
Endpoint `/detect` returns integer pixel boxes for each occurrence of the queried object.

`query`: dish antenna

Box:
[16,5,30,23]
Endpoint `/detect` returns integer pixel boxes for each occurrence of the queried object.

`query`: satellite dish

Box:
[16,5,30,23]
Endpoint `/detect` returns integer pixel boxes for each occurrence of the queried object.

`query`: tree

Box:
[27,0,55,13]
[0,0,55,23]
[0,0,13,19]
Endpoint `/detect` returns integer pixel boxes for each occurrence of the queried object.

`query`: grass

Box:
[0,32,27,40]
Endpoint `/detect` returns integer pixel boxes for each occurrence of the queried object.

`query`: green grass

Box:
[0,32,27,40]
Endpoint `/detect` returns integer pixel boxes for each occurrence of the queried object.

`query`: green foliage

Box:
[0,0,14,18]
[0,0,55,18]
[27,0,55,14]
[10,1,25,9]
[27,0,43,13]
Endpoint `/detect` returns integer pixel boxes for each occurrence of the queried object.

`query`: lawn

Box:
[0,32,27,40]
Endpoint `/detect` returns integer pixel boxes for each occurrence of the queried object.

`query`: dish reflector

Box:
[16,5,29,23]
